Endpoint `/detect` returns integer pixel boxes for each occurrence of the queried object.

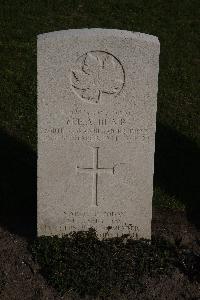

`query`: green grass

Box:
[153,186,185,210]
[0,0,199,210]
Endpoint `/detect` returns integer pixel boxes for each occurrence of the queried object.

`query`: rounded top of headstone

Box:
[37,28,159,45]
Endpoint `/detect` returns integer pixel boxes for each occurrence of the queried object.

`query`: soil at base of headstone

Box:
[0,208,200,300]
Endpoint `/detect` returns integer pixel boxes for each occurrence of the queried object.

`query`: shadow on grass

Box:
[0,128,37,238]
[154,122,200,228]
[0,123,199,238]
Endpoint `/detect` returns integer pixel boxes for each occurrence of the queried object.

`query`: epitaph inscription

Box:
[38,29,160,239]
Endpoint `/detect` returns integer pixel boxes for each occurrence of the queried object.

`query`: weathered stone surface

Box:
[37,29,160,239]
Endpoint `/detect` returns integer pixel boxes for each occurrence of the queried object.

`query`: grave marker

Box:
[37,29,160,239]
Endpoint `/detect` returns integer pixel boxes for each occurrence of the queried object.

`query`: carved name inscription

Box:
[43,107,153,143]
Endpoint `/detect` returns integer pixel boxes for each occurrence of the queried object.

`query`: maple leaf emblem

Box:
[70,51,125,104]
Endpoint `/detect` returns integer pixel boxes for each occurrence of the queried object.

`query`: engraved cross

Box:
[76,147,114,206]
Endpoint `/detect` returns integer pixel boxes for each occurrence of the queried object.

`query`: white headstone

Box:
[37,29,160,239]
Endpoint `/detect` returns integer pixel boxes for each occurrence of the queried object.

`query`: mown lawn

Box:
[0,0,199,209]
